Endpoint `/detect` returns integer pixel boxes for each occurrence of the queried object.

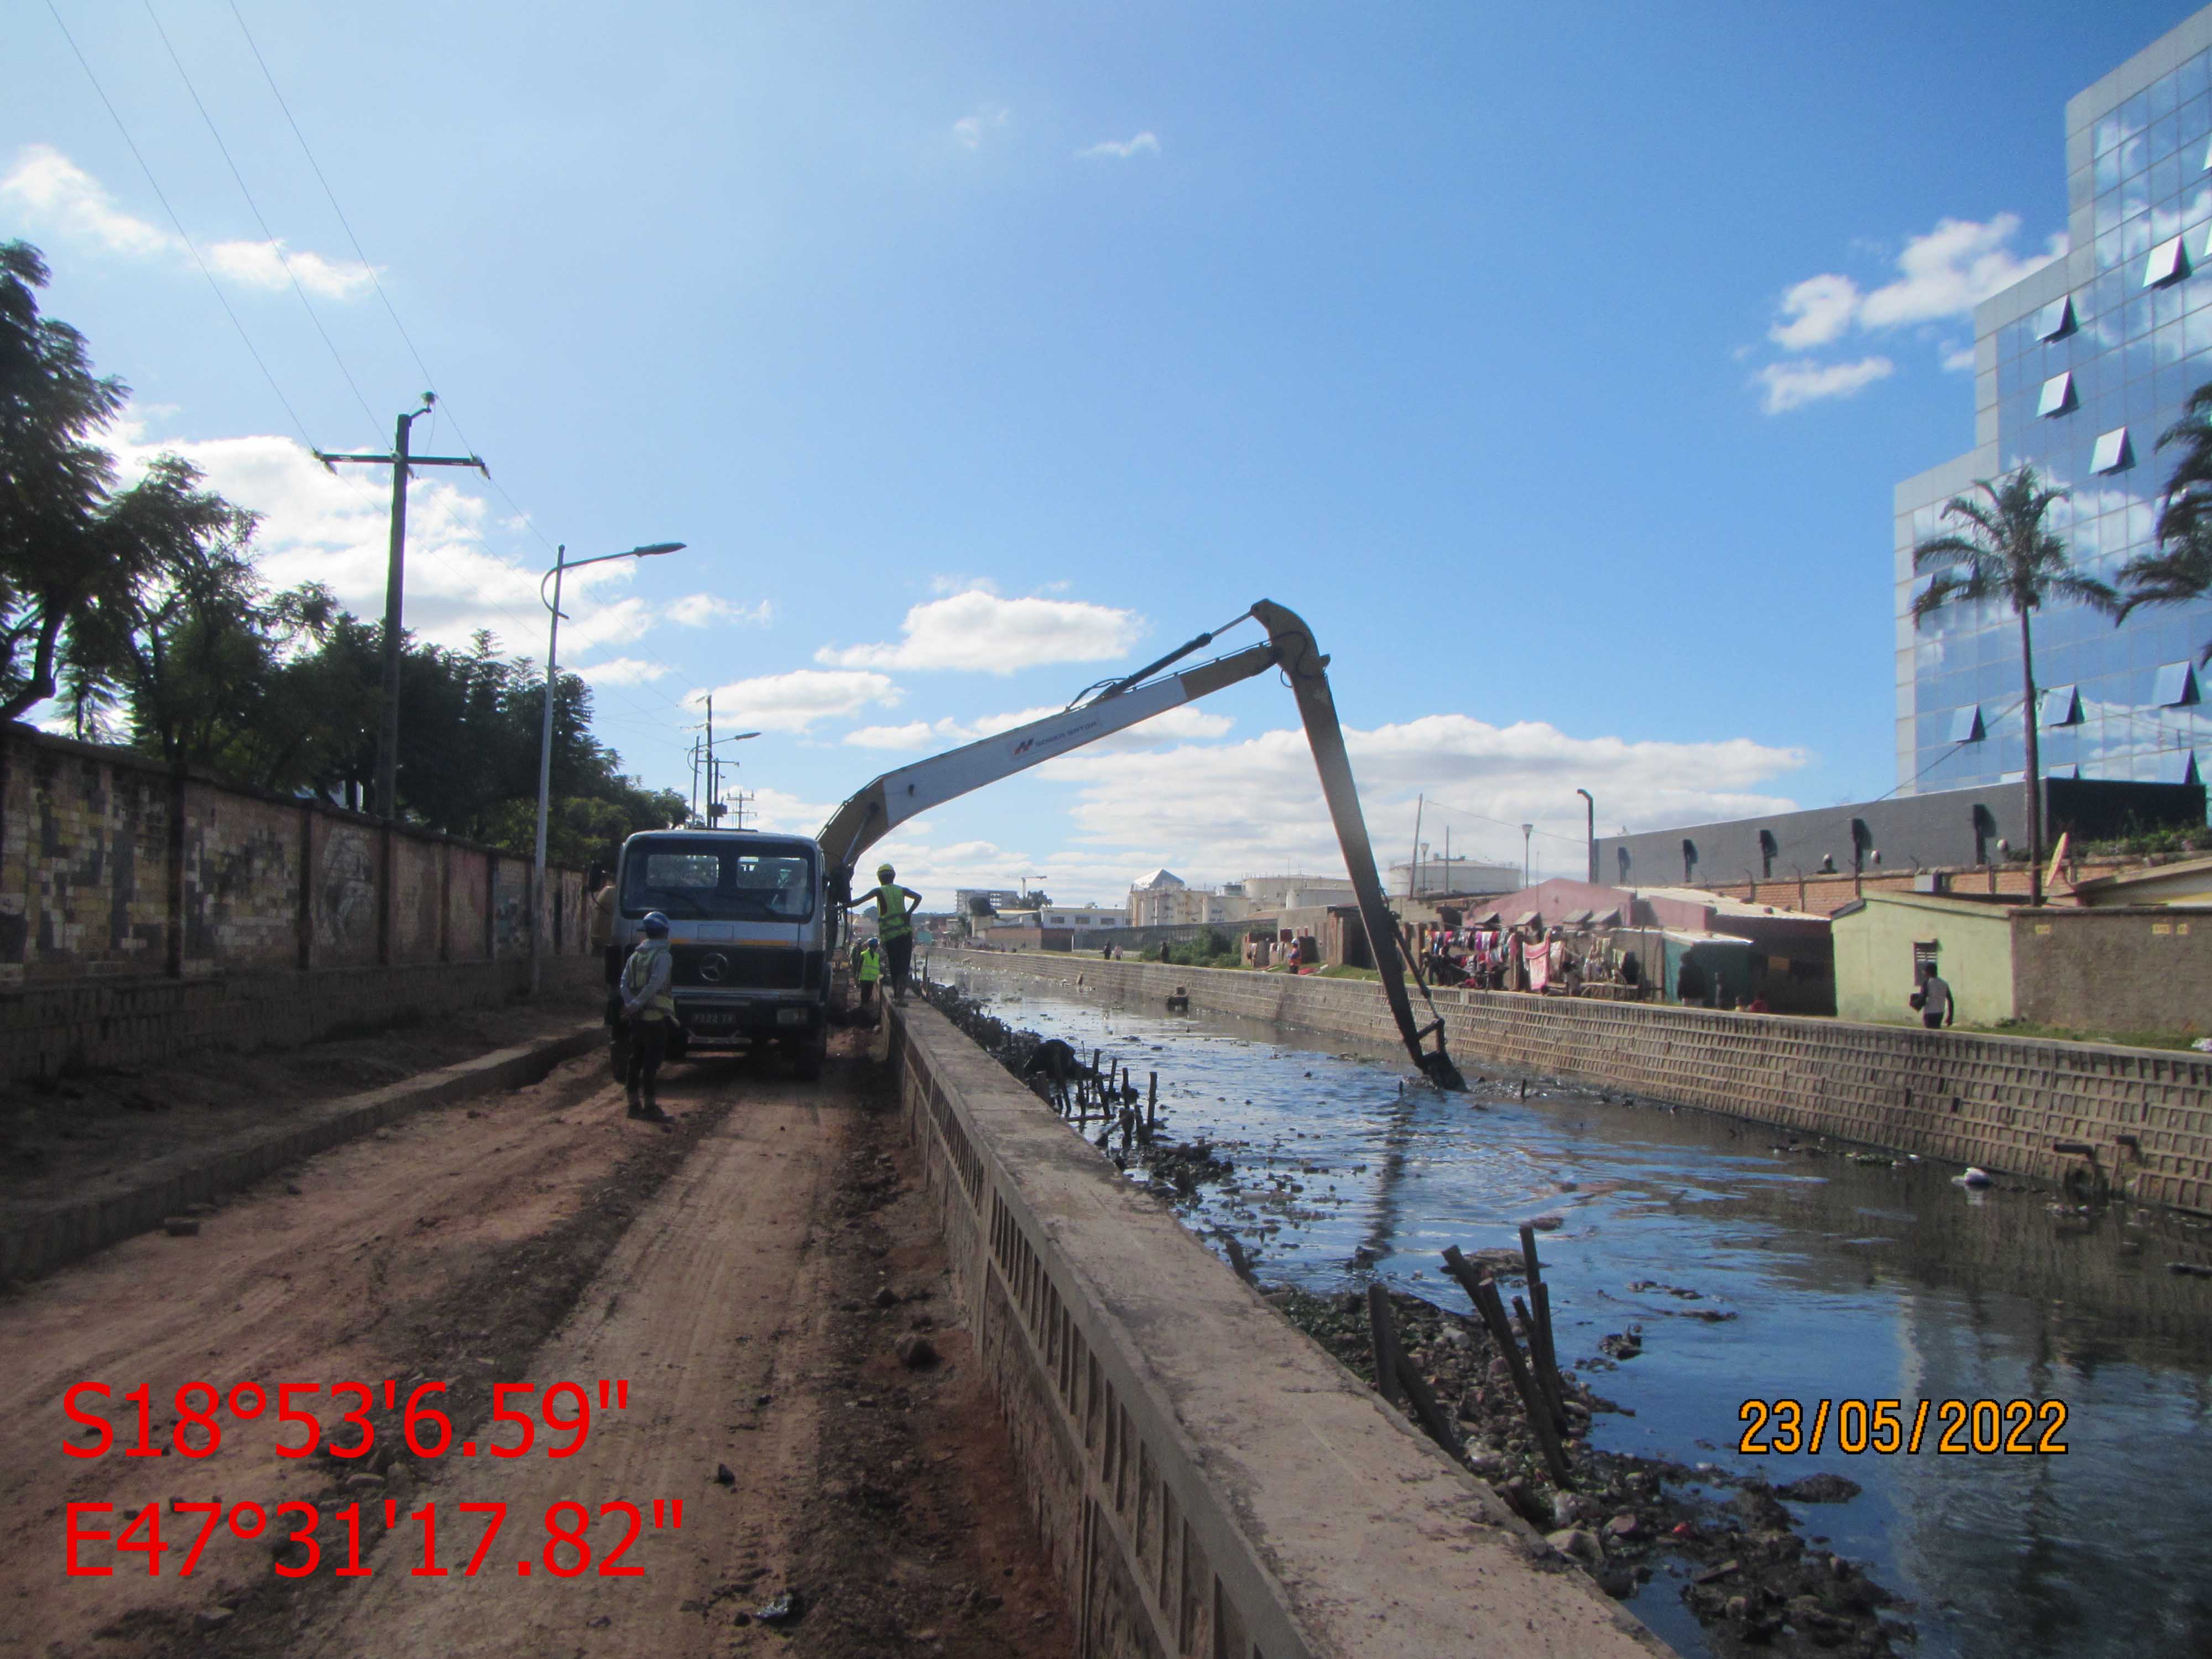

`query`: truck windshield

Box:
[622,839,817,922]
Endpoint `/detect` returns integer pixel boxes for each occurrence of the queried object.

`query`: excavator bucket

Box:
[1250,600,1468,1092]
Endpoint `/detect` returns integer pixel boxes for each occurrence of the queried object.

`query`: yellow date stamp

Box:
[1737,1398,2068,1455]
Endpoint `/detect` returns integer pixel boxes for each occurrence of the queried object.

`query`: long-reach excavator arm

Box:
[817,600,1466,1089]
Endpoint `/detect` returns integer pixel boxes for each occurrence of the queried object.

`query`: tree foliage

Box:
[5,238,686,873]
[1911,466,2116,906]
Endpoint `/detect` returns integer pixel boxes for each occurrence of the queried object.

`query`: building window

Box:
[1912,941,1940,981]
[2039,683,2083,727]
[2146,235,2189,286]
[2152,661,2201,706]
[1950,705,1987,743]
[2152,749,2200,784]
[2091,426,2133,472]
[2035,295,2074,340]
[2037,372,2074,416]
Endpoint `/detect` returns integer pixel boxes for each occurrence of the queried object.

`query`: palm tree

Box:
[1911,467,2118,906]
[2115,381,2212,660]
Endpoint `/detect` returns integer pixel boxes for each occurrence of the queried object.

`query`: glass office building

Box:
[1898,6,2212,797]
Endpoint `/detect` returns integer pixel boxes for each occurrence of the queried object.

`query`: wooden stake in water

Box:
[1366,1284,1404,1406]
[1442,1246,1572,1488]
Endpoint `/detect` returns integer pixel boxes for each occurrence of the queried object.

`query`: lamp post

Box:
[531,540,684,993]
[1521,823,1533,889]
[1574,789,1594,885]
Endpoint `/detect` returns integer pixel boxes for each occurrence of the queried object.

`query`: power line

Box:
[43,0,320,451]
[218,0,706,734]
[139,0,380,435]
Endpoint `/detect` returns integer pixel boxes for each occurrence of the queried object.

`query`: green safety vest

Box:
[856,944,881,983]
[622,938,677,1020]
[872,884,912,938]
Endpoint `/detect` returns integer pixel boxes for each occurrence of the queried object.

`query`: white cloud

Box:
[1757,214,2065,408]
[3,144,374,299]
[1035,714,1807,887]
[816,589,1144,675]
[1768,273,1860,350]
[1077,132,1161,160]
[1857,216,2066,330]
[206,239,377,300]
[101,421,585,653]
[573,656,671,686]
[930,572,999,596]
[842,701,1234,755]
[667,592,773,628]
[2,144,170,258]
[953,105,1010,150]
[682,669,900,734]
[1754,356,1895,414]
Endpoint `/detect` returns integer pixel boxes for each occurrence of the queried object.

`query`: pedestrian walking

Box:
[1912,962,1954,1031]
[847,864,922,1004]
[619,910,677,1124]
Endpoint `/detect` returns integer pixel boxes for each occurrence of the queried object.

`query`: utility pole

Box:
[1575,788,1595,885]
[317,397,486,818]
[1521,823,1533,889]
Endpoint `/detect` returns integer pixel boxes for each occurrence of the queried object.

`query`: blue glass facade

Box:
[1898,7,2212,800]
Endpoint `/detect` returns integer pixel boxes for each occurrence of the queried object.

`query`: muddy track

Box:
[11,1024,1073,1659]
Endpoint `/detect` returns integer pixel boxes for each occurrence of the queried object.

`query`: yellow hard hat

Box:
[876,863,895,880]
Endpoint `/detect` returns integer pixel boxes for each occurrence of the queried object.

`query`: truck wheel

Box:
[792,1030,827,1082]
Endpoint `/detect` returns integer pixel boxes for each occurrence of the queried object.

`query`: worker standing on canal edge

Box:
[848,864,922,1005]
[620,910,677,1125]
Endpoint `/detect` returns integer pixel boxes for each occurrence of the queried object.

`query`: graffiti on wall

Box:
[316,826,377,953]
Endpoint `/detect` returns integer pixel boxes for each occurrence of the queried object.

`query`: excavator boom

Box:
[818,601,1465,1089]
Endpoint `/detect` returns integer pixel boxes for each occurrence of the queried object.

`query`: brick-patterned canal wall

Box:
[943,950,2212,1215]
[0,724,596,1078]
[886,1000,1669,1659]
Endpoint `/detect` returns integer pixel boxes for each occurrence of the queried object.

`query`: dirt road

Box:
[9,1027,1068,1658]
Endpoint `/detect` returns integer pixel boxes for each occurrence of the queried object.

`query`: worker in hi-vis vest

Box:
[853,936,883,1011]
[846,863,922,1005]
[618,910,677,1125]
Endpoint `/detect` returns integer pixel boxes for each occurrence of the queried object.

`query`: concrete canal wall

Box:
[945,949,2212,1214]
[885,1000,1667,1659]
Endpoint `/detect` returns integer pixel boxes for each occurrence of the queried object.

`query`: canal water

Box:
[946,964,2212,1659]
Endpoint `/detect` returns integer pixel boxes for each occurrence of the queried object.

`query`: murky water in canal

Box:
[947,965,2212,1659]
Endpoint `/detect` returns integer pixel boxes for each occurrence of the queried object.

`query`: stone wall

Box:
[2011,906,2212,1036]
[946,950,2212,1214]
[887,1000,1667,1659]
[0,724,593,1078]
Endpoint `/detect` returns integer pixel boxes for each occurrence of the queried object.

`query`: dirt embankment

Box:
[0,990,606,1218]
[9,1020,1071,1659]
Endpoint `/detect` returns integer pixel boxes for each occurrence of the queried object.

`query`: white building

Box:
[1239,874,1357,912]
[1386,855,1520,896]
[1036,902,1129,930]
[1129,869,1245,927]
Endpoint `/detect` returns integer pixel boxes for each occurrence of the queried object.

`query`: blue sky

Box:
[6,1,2200,900]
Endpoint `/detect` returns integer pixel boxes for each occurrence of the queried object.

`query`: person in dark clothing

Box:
[619,911,676,1125]
[1914,963,1954,1030]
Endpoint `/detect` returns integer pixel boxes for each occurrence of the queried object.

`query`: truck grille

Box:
[672,945,805,990]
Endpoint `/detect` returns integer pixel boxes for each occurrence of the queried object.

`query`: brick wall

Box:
[888,1002,1665,1659]
[0,725,591,1078]
[948,951,2212,1214]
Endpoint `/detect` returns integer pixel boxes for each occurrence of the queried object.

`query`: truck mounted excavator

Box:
[604,600,1465,1091]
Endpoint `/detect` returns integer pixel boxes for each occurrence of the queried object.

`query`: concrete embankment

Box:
[886,998,1668,1659]
[945,949,2212,1213]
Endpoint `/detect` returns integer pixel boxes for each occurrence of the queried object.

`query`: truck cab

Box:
[606,828,832,1081]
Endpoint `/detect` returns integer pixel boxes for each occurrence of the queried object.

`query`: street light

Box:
[532,540,685,994]
[1574,789,1594,885]
[1521,823,1533,889]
